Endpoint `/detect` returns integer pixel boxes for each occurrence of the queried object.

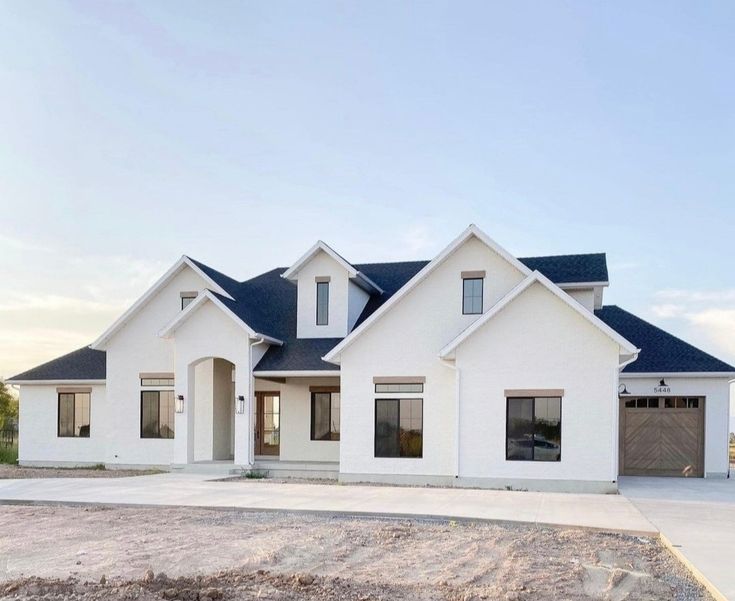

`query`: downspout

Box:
[440,358,461,480]
[248,337,267,467]
[614,351,640,483]
[728,378,734,479]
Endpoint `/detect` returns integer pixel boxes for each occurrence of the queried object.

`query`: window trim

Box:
[316,280,329,326]
[462,277,484,315]
[373,397,424,459]
[505,396,562,462]
[140,390,175,439]
[310,390,340,441]
[57,392,91,438]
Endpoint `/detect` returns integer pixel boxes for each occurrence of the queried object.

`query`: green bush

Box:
[0,444,18,465]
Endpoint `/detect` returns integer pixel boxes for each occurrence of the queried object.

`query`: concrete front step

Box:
[170,460,340,479]
[252,460,339,480]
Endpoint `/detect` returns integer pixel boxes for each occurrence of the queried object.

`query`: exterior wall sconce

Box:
[236,395,246,415]
[175,395,185,413]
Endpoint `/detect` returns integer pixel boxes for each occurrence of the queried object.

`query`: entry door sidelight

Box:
[255,392,280,456]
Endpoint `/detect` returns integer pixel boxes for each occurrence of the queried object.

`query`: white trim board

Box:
[91,256,235,350]
[253,370,341,378]
[281,240,383,294]
[158,289,283,346]
[9,380,106,386]
[323,224,532,364]
[620,372,735,379]
[439,271,639,359]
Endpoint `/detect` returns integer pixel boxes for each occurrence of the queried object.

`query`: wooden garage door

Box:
[619,397,704,477]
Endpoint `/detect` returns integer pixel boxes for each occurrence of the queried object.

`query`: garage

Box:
[619,396,704,477]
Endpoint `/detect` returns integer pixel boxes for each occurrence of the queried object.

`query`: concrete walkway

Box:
[620,476,735,601]
[0,472,656,534]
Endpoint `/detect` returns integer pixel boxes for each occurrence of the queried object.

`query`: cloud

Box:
[651,288,735,364]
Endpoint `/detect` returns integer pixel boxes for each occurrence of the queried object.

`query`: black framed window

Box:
[462,278,483,314]
[506,397,561,461]
[58,393,90,438]
[311,391,340,440]
[374,398,423,458]
[316,281,329,325]
[181,295,196,310]
[141,390,175,439]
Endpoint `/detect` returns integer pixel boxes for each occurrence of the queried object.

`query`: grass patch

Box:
[0,445,18,465]
[242,469,268,479]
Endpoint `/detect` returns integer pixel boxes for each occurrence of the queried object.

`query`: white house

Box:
[9,225,734,492]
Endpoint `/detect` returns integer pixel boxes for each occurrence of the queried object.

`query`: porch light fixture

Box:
[659,378,668,387]
[236,395,246,415]
[175,394,185,413]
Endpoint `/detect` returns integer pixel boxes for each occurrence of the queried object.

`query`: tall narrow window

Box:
[462,277,483,314]
[374,398,423,458]
[506,396,561,461]
[58,393,91,438]
[141,391,175,439]
[311,391,340,440]
[316,281,329,325]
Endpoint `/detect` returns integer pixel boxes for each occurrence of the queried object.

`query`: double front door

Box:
[255,391,280,456]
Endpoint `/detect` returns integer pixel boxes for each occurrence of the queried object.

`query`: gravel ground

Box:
[0,465,162,479]
[0,505,711,600]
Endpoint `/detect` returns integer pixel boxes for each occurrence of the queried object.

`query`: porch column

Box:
[233,358,251,466]
[173,360,195,465]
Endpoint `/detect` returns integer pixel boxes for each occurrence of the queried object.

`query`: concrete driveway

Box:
[0,472,656,533]
[620,476,735,601]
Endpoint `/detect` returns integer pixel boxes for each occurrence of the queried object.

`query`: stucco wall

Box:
[296,250,351,338]
[455,282,621,484]
[103,266,210,466]
[339,235,527,478]
[566,288,595,312]
[18,384,107,466]
[254,376,340,462]
[619,375,732,477]
[170,299,251,465]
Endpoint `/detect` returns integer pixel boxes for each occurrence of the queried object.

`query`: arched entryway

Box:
[190,357,235,462]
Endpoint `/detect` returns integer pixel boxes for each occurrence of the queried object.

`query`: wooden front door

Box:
[255,391,280,456]
[619,397,704,477]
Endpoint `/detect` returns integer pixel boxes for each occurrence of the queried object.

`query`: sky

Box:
[0,1,734,383]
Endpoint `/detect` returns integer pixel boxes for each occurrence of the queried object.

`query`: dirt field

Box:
[0,505,709,601]
[0,465,161,479]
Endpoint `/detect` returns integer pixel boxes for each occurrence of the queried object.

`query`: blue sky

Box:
[1,1,734,379]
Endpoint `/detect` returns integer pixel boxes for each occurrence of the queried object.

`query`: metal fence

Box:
[1,427,17,448]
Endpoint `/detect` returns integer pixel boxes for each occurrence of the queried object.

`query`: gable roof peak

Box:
[281,240,383,293]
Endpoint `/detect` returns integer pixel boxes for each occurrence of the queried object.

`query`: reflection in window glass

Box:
[374,382,424,393]
[141,390,175,439]
[462,278,483,315]
[374,399,422,458]
[506,397,561,462]
[316,281,329,325]
[311,392,340,441]
[58,393,90,438]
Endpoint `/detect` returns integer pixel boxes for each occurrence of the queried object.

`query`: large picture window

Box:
[311,391,340,441]
[506,397,561,461]
[141,390,175,439]
[374,398,423,458]
[58,393,90,438]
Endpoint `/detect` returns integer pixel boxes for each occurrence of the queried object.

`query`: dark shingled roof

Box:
[8,346,106,382]
[596,306,735,373]
[29,250,717,379]
[519,253,608,284]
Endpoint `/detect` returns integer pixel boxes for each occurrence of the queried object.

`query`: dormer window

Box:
[316,277,330,325]
[461,271,484,315]
[180,291,197,310]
